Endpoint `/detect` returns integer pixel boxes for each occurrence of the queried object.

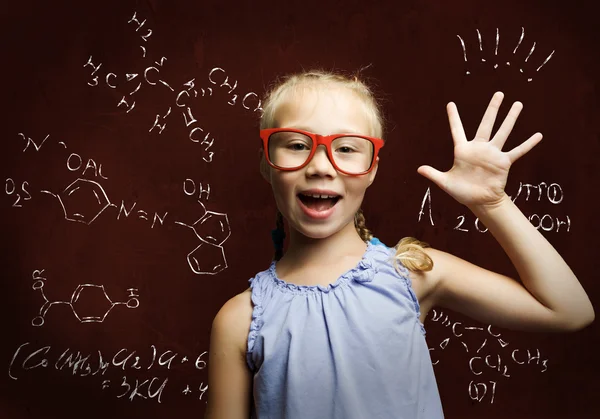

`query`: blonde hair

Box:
[392,237,433,272]
[262,69,433,272]
[260,69,383,138]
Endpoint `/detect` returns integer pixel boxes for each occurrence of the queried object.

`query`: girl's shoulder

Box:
[372,238,443,320]
[211,288,254,360]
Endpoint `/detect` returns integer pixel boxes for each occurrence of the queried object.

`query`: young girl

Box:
[204,70,594,419]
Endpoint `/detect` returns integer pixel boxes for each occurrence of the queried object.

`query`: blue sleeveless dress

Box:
[246,241,444,419]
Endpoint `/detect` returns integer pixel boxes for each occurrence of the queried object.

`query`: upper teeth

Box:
[304,194,338,199]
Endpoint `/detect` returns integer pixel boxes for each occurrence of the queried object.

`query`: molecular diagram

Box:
[8,8,256,278]
[31,269,140,327]
[427,309,549,404]
[175,199,230,276]
[44,178,112,225]
[39,176,231,275]
[83,11,263,164]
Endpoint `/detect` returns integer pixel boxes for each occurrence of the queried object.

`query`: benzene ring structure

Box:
[57,178,111,225]
[32,275,140,326]
[176,208,231,275]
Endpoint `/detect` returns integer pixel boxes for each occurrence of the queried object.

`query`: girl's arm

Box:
[423,196,594,332]
[204,292,253,419]
[416,92,594,332]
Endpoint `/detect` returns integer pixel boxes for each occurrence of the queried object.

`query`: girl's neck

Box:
[280,222,368,270]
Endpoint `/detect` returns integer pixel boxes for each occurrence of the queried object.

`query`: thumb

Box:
[417,165,446,189]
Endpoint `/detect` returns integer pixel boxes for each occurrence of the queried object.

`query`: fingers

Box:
[474,91,504,141]
[446,102,467,145]
[491,101,524,149]
[447,94,536,162]
[506,132,543,163]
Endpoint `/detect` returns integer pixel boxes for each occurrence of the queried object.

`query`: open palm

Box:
[417,92,543,209]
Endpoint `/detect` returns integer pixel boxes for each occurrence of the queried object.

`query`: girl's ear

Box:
[259,148,272,184]
[367,157,379,186]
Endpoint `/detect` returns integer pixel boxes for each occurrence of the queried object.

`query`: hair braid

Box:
[393,237,434,272]
[355,209,433,273]
[271,211,286,261]
[354,208,373,242]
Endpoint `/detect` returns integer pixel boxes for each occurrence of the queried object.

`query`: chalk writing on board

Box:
[84,9,218,162]
[5,178,32,208]
[174,201,230,276]
[418,181,571,233]
[116,198,170,229]
[8,133,231,275]
[42,178,112,225]
[127,11,154,58]
[182,382,209,400]
[418,186,434,225]
[125,10,263,114]
[65,152,109,179]
[456,27,555,81]
[19,132,53,152]
[113,375,169,403]
[207,67,264,112]
[30,269,140,327]
[8,342,209,403]
[184,178,211,201]
[427,309,549,404]
[84,11,263,165]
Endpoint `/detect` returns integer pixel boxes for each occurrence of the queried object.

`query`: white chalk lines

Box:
[457,27,555,81]
[428,309,549,404]
[419,181,571,233]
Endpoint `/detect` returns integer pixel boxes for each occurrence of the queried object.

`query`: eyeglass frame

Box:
[260,128,384,176]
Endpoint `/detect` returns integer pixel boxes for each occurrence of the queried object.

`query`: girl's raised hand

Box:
[417,92,543,209]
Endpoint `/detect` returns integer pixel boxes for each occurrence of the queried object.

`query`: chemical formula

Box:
[427,309,549,404]
[82,11,262,164]
[8,341,210,404]
[418,181,571,233]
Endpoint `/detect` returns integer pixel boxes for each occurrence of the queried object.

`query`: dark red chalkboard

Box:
[2,0,598,418]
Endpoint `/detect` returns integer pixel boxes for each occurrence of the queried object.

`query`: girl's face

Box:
[261,85,379,240]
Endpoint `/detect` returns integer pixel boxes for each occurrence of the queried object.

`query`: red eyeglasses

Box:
[260,128,384,176]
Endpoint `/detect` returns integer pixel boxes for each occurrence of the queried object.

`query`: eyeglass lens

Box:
[267,131,374,174]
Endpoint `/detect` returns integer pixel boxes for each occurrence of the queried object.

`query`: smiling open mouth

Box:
[297,193,341,211]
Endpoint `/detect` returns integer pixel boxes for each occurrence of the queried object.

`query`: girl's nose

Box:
[305,145,336,177]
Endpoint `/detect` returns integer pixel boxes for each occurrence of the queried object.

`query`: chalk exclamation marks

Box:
[494,28,499,69]
[526,49,555,83]
[507,27,525,66]
[535,50,555,73]
[476,29,486,62]
[456,26,554,81]
[522,42,536,81]
[457,35,470,75]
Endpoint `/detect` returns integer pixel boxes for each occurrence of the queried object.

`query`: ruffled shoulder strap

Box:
[373,244,427,335]
[246,265,275,371]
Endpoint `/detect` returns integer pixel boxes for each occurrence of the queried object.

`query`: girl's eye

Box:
[289,142,310,151]
[336,146,355,153]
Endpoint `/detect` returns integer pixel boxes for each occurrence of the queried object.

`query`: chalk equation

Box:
[83,10,263,164]
[456,27,555,81]
[427,309,549,404]
[418,181,571,233]
[7,132,230,275]
[8,342,209,403]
